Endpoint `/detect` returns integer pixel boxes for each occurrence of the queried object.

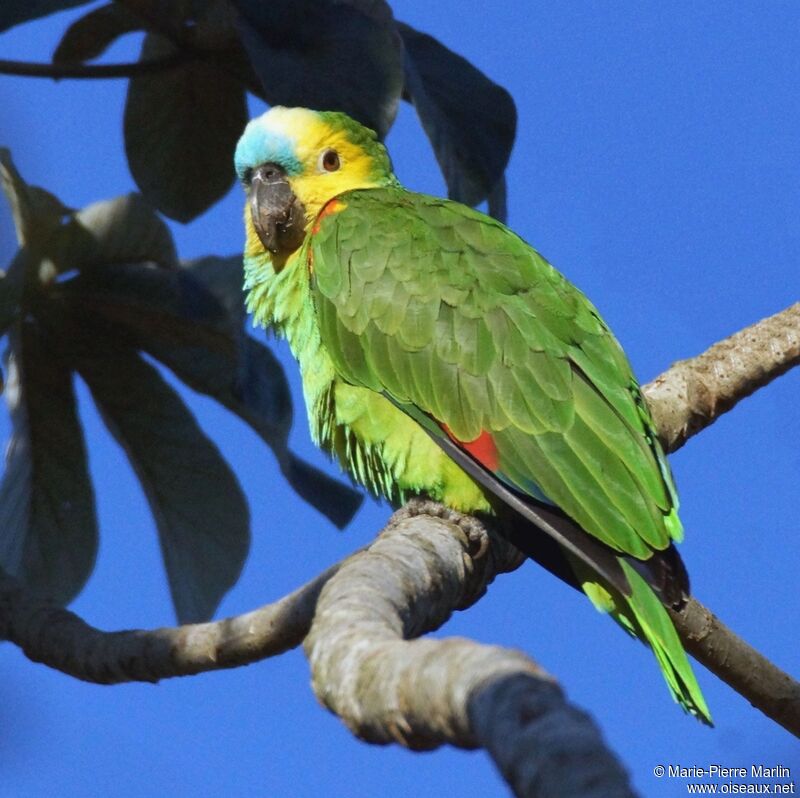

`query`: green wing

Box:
[309,187,681,562]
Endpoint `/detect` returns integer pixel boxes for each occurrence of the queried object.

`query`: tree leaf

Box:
[53,3,143,64]
[0,250,27,339]
[68,193,177,270]
[0,322,97,604]
[0,148,70,248]
[0,148,35,245]
[124,33,248,222]
[61,260,363,527]
[116,0,216,37]
[176,257,363,527]
[1,153,173,280]
[233,336,363,528]
[71,335,249,623]
[486,174,508,224]
[65,261,234,353]
[182,254,246,326]
[398,22,516,219]
[230,0,403,139]
[0,0,92,34]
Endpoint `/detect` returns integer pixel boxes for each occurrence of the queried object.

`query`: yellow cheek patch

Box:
[288,126,380,218]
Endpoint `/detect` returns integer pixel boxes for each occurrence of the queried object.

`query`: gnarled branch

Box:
[1,302,799,789]
[304,503,635,797]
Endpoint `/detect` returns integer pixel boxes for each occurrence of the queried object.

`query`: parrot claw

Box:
[397,498,491,561]
[463,519,491,561]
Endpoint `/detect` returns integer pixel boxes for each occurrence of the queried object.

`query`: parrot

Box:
[234,106,711,723]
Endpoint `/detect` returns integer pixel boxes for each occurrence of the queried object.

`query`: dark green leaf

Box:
[233,337,363,528]
[150,327,364,530]
[72,337,249,623]
[0,322,97,604]
[487,175,508,224]
[62,261,362,527]
[67,261,233,352]
[178,257,362,526]
[398,22,516,219]
[183,254,246,326]
[0,148,70,248]
[53,3,143,64]
[69,193,177,269]
[230,0,403,138]
[0,0,92,34]
[124,33,249,222]
[0,148,34,244]
[0,250,26,338]
[116,0,216,36]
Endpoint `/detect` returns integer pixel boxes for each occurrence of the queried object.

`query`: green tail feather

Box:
[577,558,712,724]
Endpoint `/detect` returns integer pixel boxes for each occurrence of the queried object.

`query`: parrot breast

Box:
[243,244,490,513]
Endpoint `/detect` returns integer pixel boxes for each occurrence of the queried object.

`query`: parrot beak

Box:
[249,163,307,255]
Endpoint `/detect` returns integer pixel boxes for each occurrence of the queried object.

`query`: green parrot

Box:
[235,106,710,723]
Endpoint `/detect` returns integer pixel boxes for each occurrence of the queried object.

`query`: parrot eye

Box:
[319,149,341,173]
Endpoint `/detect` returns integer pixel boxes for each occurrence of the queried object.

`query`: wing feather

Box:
[310,187,680,561]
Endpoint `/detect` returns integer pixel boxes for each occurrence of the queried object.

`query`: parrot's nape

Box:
[235,106,711,724]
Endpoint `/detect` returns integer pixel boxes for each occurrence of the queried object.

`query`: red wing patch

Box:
[442,425,500,472]
[312,198,347,235]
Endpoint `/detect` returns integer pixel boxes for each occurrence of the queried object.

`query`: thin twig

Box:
[0,54,190,80]
[671,598,800,738]
[0,51,264,97]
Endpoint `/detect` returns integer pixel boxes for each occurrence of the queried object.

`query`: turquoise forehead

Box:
[234,118,303,179]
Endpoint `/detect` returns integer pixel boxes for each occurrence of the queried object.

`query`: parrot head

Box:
[235,107,397,260]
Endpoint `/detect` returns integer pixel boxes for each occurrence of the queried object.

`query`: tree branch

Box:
[643,302,800,453]
[0,562,341,683]
[671,598,800,738]
[0,302,798,790]
[304,503,635,797]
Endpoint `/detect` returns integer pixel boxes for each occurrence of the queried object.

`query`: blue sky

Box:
[1,3,799,796]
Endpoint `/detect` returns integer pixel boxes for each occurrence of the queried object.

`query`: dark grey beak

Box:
[249,163,307,255]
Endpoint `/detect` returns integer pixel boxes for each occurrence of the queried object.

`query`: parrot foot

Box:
[397,498,491,561]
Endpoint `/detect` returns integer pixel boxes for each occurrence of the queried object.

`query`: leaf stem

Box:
[0,53,189,80]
